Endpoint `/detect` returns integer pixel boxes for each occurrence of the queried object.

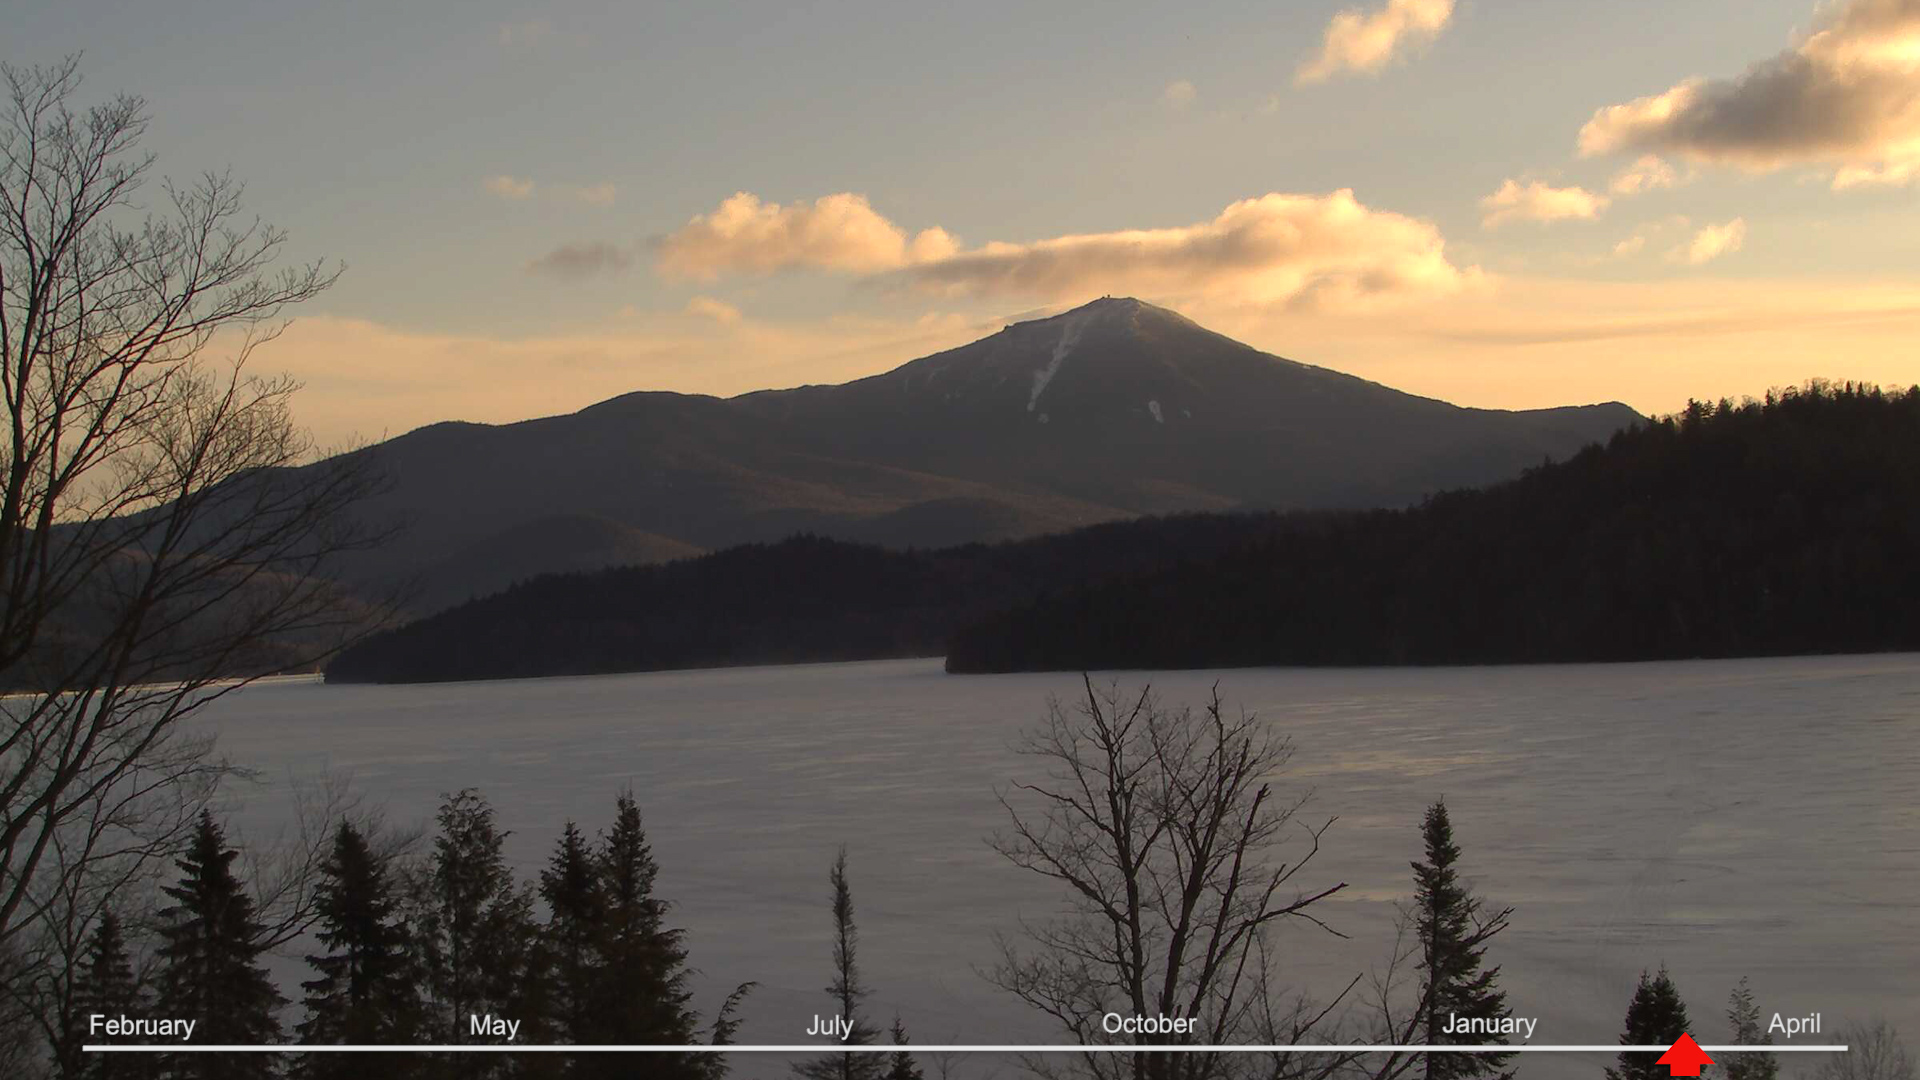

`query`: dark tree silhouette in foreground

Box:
[886,1016,924,1080]
[154,813,283,1080]
[74,911,153,1080]
[0,57,382,975]
[1607,969,1693,1080]
[1722,977,1775,1080]
[989,679,1350,1080]
[416,790,535,1080]
[1411,801,1513,1080]
[584,791,704,1079]
[539,822,604,1051]
[1811,1020,1914,1080]
[296,820,422,1078]
[795,848,881,1080]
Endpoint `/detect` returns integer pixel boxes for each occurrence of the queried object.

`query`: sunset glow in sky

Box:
[17,0,1920,446]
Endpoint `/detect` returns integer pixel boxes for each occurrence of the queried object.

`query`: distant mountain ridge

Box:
[320,297,1638,612]
[327,382,1920,685]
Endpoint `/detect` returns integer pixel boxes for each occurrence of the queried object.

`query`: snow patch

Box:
[1147,400,1163,424]
[1028,313,1088,412]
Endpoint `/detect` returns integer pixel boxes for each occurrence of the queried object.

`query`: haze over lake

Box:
[203,656,1919,1077]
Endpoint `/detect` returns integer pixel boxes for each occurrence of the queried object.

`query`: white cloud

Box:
[1612,235,1648,258]
[655,192,959,280]
[685,295,743,324]
[900,190,1478,310]
[1578,0,1920,188]
[1163,80,1198,109]
[483,174,536,200]
[1609,155,1682,195]
[1479,179,1610,228]
[1296,0,1455,84]
[1672,218,1748,264]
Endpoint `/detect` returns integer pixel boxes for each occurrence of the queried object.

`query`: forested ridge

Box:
[948,383,1920,672]
[325,513,1301,683]
[330,383,1920,683]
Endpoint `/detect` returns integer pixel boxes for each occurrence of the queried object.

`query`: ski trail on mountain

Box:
[1028,313,1088,412]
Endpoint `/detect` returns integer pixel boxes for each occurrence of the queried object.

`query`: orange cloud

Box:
[1296,0,1455,85]
[1579,0,1920,188]
[1609,156,1683,195]
[1670,218,1747,265]
[1479,179,1610,228]
[905,191,1476,309]
[655,192,958,279]
[653,189,1476,312]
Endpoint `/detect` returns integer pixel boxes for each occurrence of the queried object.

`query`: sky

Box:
[15,0,1920,447]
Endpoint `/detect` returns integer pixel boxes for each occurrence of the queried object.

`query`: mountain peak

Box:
[1018,295,1156,328]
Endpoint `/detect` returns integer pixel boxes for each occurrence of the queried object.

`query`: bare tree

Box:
[988,678,1352,1080]
[0,52,383,977]
[1812,1021,1915,1080]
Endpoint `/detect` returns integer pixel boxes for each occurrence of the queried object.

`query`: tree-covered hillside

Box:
[947,383,1920,672]
[330,383,1920,683]
[324,513,1300,683]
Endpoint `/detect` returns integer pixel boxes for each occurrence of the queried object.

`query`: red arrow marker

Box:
[1658,1034,1716,1077]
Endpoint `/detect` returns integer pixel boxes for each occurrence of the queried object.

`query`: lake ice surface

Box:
[199,655,1920,1078]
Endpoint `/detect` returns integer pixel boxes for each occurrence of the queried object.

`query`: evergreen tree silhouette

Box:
[295,820,423,1079]
[154,811,283,1080]
[703,982,757,1080]
[539,822,604,1049]
[421,789,529,1080]
[76,910,154,1080]
[884,1017,923,1080]
[583,790,700,1079]
[1608,968,1695,1080]
[1723,977,1776,1080]
[1412,800,1515,1080]
[794,848,881,1080]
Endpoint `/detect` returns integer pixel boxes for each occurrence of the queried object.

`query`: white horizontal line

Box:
[83,1044,1851,1055]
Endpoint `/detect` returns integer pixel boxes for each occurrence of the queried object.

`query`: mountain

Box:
[946,382,1920,672]
[327,381,1920,684]
[320,297,1638,611]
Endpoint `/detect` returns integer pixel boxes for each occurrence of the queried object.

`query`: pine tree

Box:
[420,789,531,1080]
[1723,978,1776,1080]
[884,1017,923,1080]
[1607,968,1694,1080]
[75,911,154,1080]
[704,982,757,1079]
[794,848,881,1080]
[1412,800,1515,1080]
[583,791,700,1080]
[295,820,423,1079]
[539,822,604,1048]
[154,811,284,1080]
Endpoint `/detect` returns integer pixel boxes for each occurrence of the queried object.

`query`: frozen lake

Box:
[201,654,1920,1077]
